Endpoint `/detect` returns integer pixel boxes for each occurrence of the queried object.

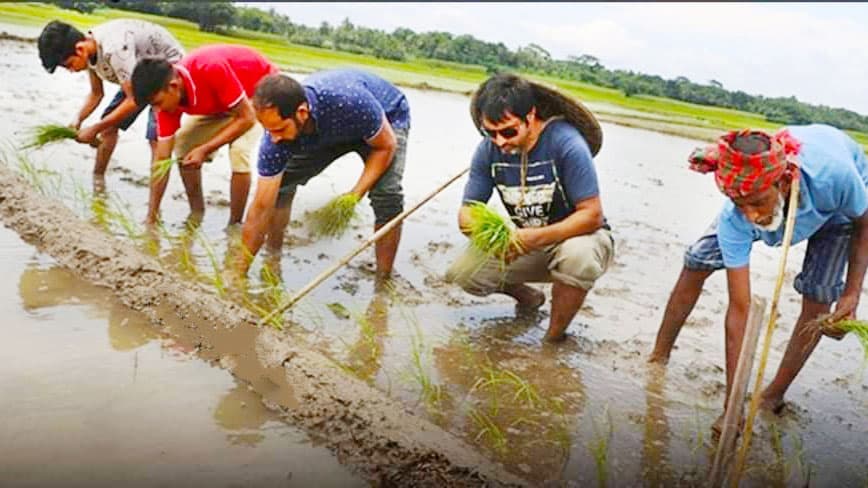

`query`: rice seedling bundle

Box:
[23,124,77,149]
[151,158,177,182]
[465,201,522,261]
[826,319,868,360]
[308,193,360,238]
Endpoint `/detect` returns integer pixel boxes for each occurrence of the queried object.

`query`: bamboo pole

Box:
[259,167,470,327]
[729,175,802,487]
[709,295,767,487]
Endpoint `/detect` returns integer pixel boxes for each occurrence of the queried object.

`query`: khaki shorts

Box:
[446,227,614,293]
[173,114,260,173]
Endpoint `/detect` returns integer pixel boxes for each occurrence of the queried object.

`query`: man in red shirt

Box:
[131,44,278,225]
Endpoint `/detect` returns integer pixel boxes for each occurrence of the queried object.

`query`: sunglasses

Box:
[482,125,520,140]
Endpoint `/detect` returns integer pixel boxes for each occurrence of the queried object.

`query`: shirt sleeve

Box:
[555,126,599,205]
[718,206,754,268]
[205,59,247,110]
[156,109,180,140]
[257,132,291,177]
[461,140,495,204]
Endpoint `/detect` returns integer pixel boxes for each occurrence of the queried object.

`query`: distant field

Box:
[4,2,868,149]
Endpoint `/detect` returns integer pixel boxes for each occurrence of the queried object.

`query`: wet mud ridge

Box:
[0,165,525,487]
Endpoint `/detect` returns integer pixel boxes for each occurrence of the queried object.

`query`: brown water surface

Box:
[0,226,363,487]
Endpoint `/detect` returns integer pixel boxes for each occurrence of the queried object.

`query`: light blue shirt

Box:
[718,124,868,268]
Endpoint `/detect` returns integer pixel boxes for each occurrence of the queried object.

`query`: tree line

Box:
[55,0,868,133]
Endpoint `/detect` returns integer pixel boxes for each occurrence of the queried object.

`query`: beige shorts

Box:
[446,227,614,293]
[173,114,260,173]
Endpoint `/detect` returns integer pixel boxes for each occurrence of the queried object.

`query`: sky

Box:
[242,2,868,115]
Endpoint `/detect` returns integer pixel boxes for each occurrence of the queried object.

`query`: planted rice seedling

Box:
[407,322,443,410]
[23,124,77,149]
[194,230,226,297]
[307,193,360,238]
[586,406,614,488]
[468,407,508,453]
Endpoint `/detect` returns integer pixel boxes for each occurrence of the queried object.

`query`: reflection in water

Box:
[642,364,674,487]
[213,382,278,447]
[432,316,586,483]
[19,264,160,351]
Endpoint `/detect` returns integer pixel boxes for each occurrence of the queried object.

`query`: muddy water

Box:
[0,226,363,487]
[2,31,868,486]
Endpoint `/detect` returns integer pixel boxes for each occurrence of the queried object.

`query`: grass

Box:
[151,158,177,182]
[10,3,868,150]
[307,193,361,238]
[23,123,77,149]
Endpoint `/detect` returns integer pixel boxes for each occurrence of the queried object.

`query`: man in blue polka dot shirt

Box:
[239,69,410,279]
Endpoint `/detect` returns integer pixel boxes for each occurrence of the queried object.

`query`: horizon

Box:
[241,2,868,116]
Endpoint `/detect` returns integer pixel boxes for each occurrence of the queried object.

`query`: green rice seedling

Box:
[106,195,142,239]
[307,193,360,238]
[194,230,226,297]
[547,397,573,455]
[151,157,178,182]
[586,406,614,488]
[327,302,352,320]
[827,319,868,361]
[465,201,522,262]
[260,263,288,308]
[23,124,77,149]
[407,322,443,410]
[468,406,508,453]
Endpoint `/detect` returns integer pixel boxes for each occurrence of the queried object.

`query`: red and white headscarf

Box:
[689,129,801,198]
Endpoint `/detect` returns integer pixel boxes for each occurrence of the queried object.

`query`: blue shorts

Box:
[684,217,853,304]
[101,90,156,141]
[276,128,408,225]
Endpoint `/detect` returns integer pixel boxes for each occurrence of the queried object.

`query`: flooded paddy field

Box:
[1,33,867,486]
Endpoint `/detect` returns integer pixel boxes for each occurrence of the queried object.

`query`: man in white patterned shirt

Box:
[38,19,183,177]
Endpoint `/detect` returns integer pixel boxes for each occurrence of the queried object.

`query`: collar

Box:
[175,64,197,109]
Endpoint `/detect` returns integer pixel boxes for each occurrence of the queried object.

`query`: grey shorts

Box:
[277,128,408,226]
[684,217,853,304]
[102,89,155,141]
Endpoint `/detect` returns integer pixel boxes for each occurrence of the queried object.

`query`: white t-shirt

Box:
[88,19,184,85]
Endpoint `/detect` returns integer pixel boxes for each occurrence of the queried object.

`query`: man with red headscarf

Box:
[648,124,868,434]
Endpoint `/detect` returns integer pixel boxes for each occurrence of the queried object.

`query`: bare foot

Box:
[506,284,546,310]
[758,393,786,415]
[711,412,745,441]
[647,352,670,365]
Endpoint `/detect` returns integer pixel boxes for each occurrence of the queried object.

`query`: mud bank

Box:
[0,164,525,487]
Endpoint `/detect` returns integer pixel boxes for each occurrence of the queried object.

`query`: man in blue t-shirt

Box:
[445,73,613,343]
[649,125,868,433]
[238,69,410,278]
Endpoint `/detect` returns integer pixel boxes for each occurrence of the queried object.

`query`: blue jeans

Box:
[102,89,156,141]
[684,217,853,304]
[277,128,408,225]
